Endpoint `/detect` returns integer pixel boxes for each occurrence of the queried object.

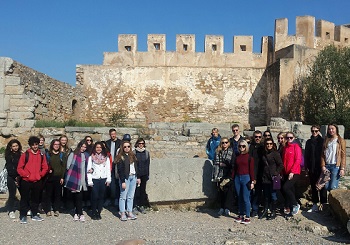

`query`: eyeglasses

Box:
[286,136,294,139]
[264,134,271,137]
[86,139,92,142]
[255,136,262,138]
[232,129,239,132]
[123,145,131,149]
[239,145,246,148]
[311,130,319,133]
[222,142,229,144]
[266,143,273,146]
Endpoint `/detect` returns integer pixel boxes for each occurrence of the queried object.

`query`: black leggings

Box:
[71,192,83,215]
[282,174,300,209]
[7,175,18,212]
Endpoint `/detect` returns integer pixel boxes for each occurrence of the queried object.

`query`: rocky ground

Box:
[0,203,349,245]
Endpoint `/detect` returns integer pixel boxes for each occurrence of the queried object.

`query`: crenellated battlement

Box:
[104,34,273,68]
[275,16,350,52]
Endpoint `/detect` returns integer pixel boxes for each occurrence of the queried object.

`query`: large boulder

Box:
[328,189,350,233]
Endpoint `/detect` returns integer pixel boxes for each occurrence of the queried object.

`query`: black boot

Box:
[258,200,269,219]
[267,201,277,220]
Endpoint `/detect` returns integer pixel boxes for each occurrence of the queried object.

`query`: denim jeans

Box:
[325,164,340,190]
[119,175,137,213]
[234,174,251,218]
[91,178,107,214]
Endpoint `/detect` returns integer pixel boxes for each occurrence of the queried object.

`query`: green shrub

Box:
[34,120,103,128]
[0,147,5,154]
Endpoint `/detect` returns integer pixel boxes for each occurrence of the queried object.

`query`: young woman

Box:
[282,132,302,217]
[43,139,66,217]
[277,132,286,157]
[214,137,235,216]
[320,124,346,203]
[87,142,111,220]
[59,135,72,156]
[133,138,151,213]
[5,139,23,219]
[64,140,88,222]
[116,141,140,221]
[233,140,254,224]
[260,138,284,220]
[84,136,94,156]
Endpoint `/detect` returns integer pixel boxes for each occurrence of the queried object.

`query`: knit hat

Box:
[122,134,131,141]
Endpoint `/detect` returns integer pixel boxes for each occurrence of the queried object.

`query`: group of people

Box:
[206,123,346,224]
[4,129,151,224]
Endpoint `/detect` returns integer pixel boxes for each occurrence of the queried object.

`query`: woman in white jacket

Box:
[87,142,111,220]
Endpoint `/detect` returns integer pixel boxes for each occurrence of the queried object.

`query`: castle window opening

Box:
[154,43,160,50]
[345,38,349,43]
[212,44,217,51]
[240,45,247,51]
[183,44,188,51]
[125,46,131,51]
[326,32,330,39]
[72,99,77,113]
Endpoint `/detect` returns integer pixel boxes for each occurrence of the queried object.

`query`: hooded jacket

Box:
[17,149,49,182]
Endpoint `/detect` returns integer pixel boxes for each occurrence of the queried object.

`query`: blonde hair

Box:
[238,140,249,154]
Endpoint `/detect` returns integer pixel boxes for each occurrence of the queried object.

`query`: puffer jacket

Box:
[282,142,302,175]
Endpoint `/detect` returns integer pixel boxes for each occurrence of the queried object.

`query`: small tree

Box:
[109,110,128,127]
[302,45,350,137]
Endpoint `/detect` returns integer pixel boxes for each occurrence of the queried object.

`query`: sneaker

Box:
[307,204,319,213]
[54,211,59,217]
[224,209,231,216]
[79,215,85,222]
[233,216,243,223]
[27,210,32,216]
[73,214,79,221]
[138,206,147,214]
[241,218,251,224]
[46,211,52,217]
[20,216,27,224]
[31,215,44,221]
[132,207,139,215]
[9,211,16,219]
[251,211,258,218]
[120,212,127,221]
[217,208,224,215]
[127,212,137,220]
[292,204,300,215]
[283,207,290,214]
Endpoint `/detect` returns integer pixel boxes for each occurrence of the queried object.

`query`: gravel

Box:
[0,206,349,245]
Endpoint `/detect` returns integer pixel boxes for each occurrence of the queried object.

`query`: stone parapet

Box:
[328,189,350,232]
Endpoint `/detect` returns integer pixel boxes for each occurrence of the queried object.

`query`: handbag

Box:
[272,175,281,190]
[0,168,8,193]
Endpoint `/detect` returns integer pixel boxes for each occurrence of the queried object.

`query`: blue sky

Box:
[1,0,349,86]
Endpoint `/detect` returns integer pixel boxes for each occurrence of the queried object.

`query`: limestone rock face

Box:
[328,189,350,230]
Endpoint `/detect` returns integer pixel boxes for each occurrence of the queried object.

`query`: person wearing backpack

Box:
[17,136,49,224]
[42,139,66,217]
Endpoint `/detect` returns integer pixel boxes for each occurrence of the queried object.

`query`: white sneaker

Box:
[218,208,224,215]
[307,204,319,213]
[9,211,16,219]
[224,209,231,216]
[73,214,79,221]
[27,210,32,216]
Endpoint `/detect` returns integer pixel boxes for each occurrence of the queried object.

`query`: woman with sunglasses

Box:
[320,124,346,204]
[116,141,141,221]
[84,136,94,156]
[215,137,235,216]
[87,142,111,220]
[282,132,302,217]
[133,138,151,214]
[260,138,284,220]
[233,140,254,224]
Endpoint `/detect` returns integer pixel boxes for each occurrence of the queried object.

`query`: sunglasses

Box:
[266,143,273,146]
[123,145,131,149]
[311,130,319,133]
[255,136,262,138]
[286,136,294,139]
[222,142,229,144]
[86,139,92,142]
[232,129,239,132]
[264,134,271,137]
[138,142,145,145]
[239,145,246,148]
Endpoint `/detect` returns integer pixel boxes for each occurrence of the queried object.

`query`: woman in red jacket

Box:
[282,132,302,217]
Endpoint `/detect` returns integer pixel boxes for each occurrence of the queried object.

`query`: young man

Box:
[304,125,324,212]
[17,136,49,224]
[105,129,122,207]
[206,128,221,161]
[249,130,264,217]
[229,124,244,156]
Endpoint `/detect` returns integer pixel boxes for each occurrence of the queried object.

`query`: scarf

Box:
[65,154,82,192]
[135,147,146,152]
[91,153,106,164]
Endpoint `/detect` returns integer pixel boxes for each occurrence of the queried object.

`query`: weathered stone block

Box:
[5,85,24,95]
[328,189,350,229]
[4,76,21,86]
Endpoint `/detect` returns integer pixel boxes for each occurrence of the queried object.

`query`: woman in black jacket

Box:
[133,138,150,213]
[259,138,284,220]
[5,139,23,219]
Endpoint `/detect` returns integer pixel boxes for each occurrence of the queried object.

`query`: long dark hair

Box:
[5,139,22,158]
[115,140,137,164]
[264,138,277,152]
[74,140,87,155]
[91,141,108,157]
[49,139,61,154]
